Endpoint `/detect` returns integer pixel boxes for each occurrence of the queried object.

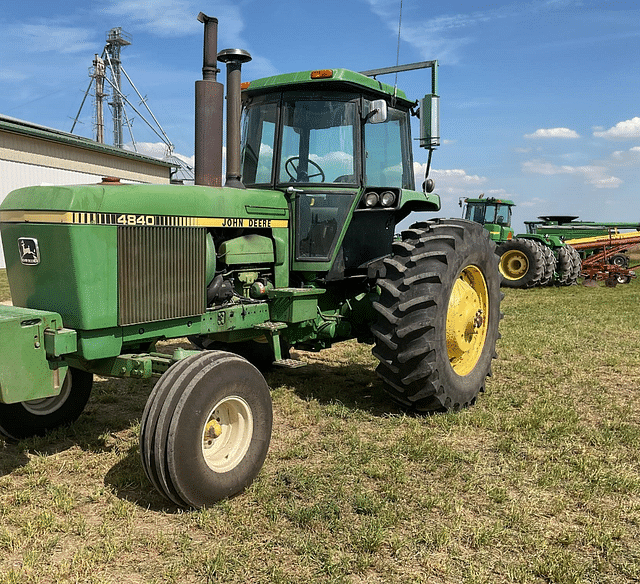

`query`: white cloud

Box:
[610,146,640,166]
[104,0,204,38]
[18,23,96,54]
[414,164,488,201]
[365,0,583,64]
[125,141,171,159]
[484,188,518,199]
[428,167,487,185]
[0,68,28,83]
[524,128,580,139]
[125,141,195,168]
[522,159,622,188]
[364,0,482,63]
[593,117,640,140]
[520,197,547,207]
[105,0,278,79]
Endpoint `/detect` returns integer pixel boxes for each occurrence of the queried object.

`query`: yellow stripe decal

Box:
[0,211,288,229]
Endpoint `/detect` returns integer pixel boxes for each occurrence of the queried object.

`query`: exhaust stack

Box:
[218,48,252,189]
[194,13,224,187]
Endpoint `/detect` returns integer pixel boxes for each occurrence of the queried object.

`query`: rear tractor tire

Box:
[536,242,556,286]
[371,219,502,412]
[555,244,580,286]
[0,367,93,440]
[567,246,582,283]
[139,351,272,508]
[496,238,545,288]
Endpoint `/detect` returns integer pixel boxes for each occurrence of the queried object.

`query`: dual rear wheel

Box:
[497,238,581,288]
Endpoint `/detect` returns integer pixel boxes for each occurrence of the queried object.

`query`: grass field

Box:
[1,269,640,583]
[0,270,10,303]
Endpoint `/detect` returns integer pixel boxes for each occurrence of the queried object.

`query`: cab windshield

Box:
[240,95,413,189]
[241,97,357,186]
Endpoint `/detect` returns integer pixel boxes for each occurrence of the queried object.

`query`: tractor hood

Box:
[0,181,289,221]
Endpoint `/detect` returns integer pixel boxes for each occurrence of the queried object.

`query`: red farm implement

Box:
[566,230,640,287]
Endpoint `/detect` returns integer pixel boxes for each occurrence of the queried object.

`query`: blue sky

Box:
[1,0,639,232]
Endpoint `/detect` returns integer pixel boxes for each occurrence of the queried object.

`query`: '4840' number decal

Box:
[116,214,156,226]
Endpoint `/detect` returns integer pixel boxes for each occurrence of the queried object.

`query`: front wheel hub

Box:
[201,396,253,473]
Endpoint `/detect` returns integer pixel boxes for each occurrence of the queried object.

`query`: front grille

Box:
[118,226,206,326]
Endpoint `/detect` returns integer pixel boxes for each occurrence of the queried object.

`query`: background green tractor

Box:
[461,197,581,288]
[525,216,640,274]
[0,14,502,508]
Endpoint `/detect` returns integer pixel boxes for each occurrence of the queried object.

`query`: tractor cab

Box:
[240,68,440,277]
[461,196,515,242]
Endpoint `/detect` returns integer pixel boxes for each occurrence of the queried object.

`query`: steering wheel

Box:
[284,157,325,182]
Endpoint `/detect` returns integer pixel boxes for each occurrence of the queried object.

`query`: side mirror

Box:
[367,100,388,124]
[423,178,435,193]
[419,94,440,149]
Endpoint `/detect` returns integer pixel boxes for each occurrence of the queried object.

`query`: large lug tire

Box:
[140,351,272,508]
[554,245,581,286]
[567,245,582,283]
[0,368,92,440]
[496,238,544,288]
[371,219,502,412]
[536,242,556,286]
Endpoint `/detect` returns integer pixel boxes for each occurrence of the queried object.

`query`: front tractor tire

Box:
[139,351,272,509]
[371,219,502,412]
[0,368,93,440]
[496,238,544,288]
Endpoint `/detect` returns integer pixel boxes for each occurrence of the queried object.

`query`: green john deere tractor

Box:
[0,14,502,508]
[461,197,581,288]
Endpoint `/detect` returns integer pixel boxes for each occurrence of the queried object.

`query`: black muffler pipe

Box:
[195,13,224,187]
[218,48,252,189]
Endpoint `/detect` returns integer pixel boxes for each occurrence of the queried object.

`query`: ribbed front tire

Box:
[371,219,502,412]
[0,368,92,440]
[140,351,272,508]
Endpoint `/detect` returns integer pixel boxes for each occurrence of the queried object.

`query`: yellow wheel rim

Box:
[446,265,489,376]
[499,249,529,280]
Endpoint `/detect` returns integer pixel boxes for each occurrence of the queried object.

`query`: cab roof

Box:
[241,68,414,106]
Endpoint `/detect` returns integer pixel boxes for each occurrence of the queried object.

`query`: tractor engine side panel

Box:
[1,222,118,330]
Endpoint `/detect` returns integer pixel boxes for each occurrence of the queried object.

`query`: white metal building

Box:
[0,114,173,268]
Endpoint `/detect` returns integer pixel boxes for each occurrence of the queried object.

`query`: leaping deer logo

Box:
[18,238,40,265]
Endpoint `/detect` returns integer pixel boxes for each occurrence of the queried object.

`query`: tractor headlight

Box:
[380,191,396,207]
[363,192,379,208]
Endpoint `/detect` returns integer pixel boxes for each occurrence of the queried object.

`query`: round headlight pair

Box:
[363,191,396,208]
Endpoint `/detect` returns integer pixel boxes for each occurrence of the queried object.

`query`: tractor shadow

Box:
[0,441,30,479]
[4,341,415,512]
[105,352,412,511]
[0,375,153,481]
[265,356,407,418]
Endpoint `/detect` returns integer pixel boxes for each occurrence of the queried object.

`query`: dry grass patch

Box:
[1,275,640,582]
